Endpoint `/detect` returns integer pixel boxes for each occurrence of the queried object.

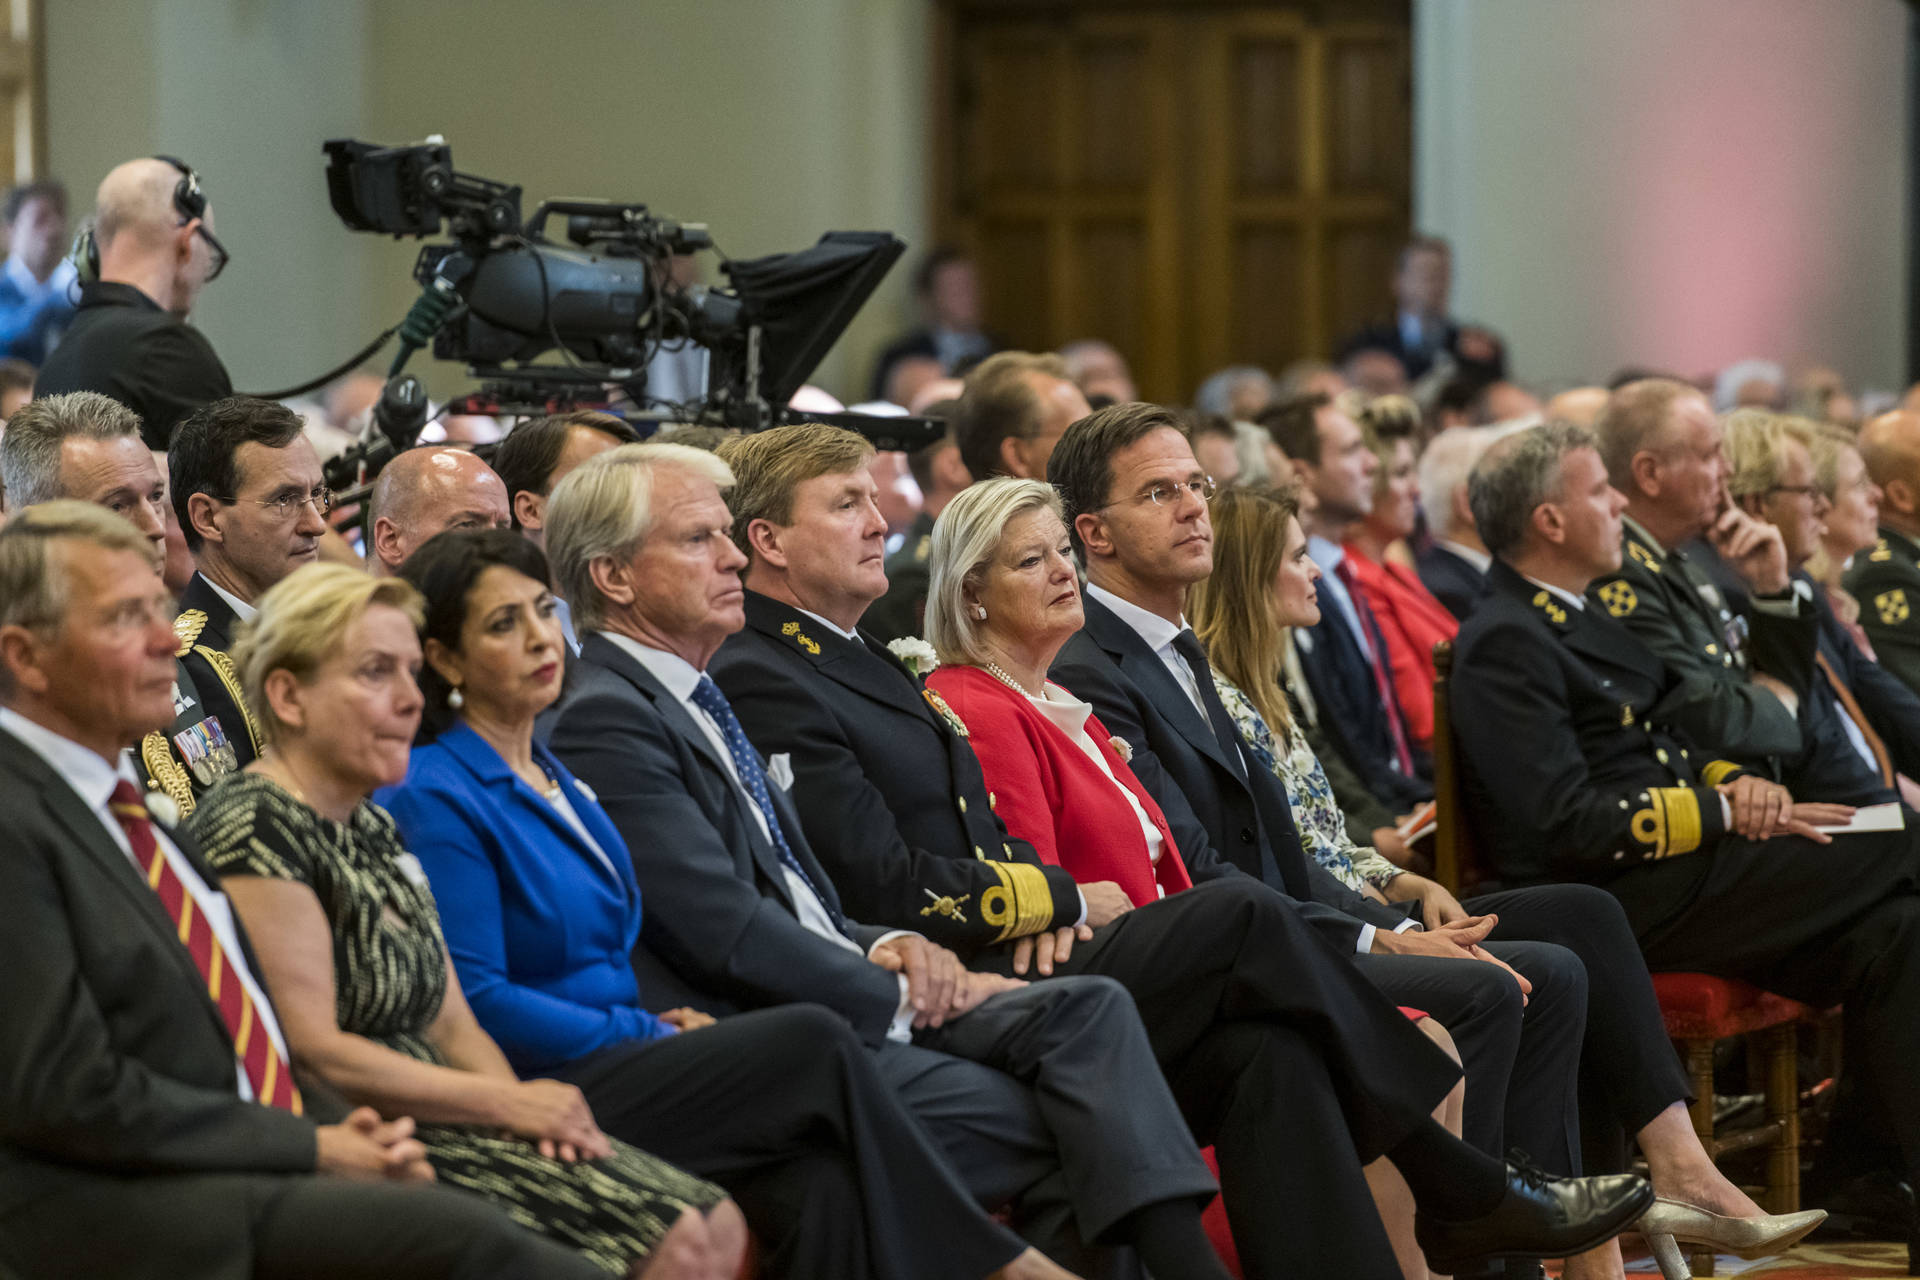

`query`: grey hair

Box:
[0,392,144,509]
[1468,421,1597,558]
[925,476,1064,667]
[545,442,735,632]
[0,501,160,698]
[1193,366,1273,418]
[1417,424,1502,535]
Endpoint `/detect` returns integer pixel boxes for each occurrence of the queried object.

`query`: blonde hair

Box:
[716,423,875,559]
[546,442,735,632]
[235,563,424,743]
[1188,485,1302,745]
[0,501,160,697]
[1723,409,1816,500]
[925,476,1064,666]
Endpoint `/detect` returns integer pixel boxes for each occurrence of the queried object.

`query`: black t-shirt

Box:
[34,282,233,450]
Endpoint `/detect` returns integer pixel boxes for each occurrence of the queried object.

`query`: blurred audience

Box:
[1058,338,1137,406]
[1846,410,1920,698]
[953,350,1090,482]
[1340,236,1506,384]
[870,247,1000,402]
[1192,365,1274,421]
[0,180,75,364]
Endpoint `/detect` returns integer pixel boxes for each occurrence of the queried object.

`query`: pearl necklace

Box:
[981,661,1041,698]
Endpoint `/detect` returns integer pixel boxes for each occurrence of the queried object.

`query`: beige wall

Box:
[46,0,929,405]
[1415,0,1910,393]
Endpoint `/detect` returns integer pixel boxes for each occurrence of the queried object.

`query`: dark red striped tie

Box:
[108,780,302,1113]
[1334,559,1417,776]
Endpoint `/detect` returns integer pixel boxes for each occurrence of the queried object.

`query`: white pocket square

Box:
[767,752,795,791]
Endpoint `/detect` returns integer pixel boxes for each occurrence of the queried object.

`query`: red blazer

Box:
[925,665,1192,907]
[1341,545,1458,749]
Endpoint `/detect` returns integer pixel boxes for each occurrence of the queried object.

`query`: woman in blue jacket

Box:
[377,529,1056,1280]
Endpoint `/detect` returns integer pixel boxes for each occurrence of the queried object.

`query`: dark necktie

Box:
[688,674,849,934]
[1171,629,1249,779]
[1332,560,1417,775]
[109,780,302,1112]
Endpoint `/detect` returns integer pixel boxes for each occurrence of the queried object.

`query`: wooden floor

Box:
[1603,1240,1915,1276]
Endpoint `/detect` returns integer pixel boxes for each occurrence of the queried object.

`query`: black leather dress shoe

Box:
[1414,1154,1655,1273]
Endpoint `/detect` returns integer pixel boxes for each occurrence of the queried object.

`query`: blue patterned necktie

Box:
[689,674,849,934]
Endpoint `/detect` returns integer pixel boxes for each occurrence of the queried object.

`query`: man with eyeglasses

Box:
[364,445,513,577]
[167,397,331,782]
[37,158,233,451]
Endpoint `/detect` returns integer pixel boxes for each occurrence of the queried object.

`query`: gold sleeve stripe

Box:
[1699,760,1741,788]
[1631,786,1704,859]
[979,861,1056,944]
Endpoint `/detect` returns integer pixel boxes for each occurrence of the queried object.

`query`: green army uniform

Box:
[1842,524,1920,698]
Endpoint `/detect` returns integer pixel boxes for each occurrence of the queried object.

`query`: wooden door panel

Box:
[939,0,1407,404]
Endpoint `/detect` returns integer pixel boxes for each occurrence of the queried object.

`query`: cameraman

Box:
[37,158,233,451]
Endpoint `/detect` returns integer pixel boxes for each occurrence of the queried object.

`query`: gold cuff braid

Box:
[1629,786,1704,859]
[1699,759,1741,788]
[980,861,1056,944]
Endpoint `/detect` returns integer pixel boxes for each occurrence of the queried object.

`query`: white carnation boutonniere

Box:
[887,636,939,678]
[1109,736,1133,763]
[144,790,182,829]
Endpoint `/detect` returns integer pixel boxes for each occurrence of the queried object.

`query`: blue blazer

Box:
[375,723,670,1076]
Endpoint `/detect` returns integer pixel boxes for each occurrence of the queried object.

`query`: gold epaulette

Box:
[173,608,208,657]
[140,731,197,817]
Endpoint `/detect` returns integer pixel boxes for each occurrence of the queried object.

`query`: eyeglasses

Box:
[180,217,229,282]
[1764,483,1822,500]
[1101,476,1218,511]
[217,488,334,520]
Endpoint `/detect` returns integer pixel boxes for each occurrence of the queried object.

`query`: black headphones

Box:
[69,155,212,285]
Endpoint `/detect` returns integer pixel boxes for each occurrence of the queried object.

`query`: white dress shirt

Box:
[1084,584,1395,951]
[1305,536,1374,659]
[598,632,918,1040]
[1434,539,1492,575]
[202,574,258,624]
[0,708,291,1098]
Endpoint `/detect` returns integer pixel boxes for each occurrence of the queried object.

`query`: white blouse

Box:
[1027,682,1165,871]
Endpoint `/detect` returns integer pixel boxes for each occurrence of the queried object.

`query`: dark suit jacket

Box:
[1587,521,1807,771]
[173,572,261,770]
[375,724,672,1078]
[548,634,908,1045]
[0,723,319,1273]
[1449,562,1755,886]
[1337,315,1506,382]
[1049,594,1409,952]
[1294,597,1433,812]
[862,511,936,644]
[34,282,232,450]
[1842,524,1920,700]
[709,592,1080,959]
[1417,542,1488,622]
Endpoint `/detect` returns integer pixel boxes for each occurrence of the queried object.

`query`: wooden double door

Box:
[935,0,1410,405]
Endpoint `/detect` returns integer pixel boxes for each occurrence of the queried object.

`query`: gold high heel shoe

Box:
[1634,1197,1827,1280]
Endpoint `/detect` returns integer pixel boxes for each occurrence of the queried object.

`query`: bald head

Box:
[1544,386,1609,429]
[92,157,216,316]
[367,447,512,575]
[1858,410,1920,534]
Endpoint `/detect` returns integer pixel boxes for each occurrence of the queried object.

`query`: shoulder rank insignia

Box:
[1876,588,1911,627]
[919,889,970,922]
[1627,542,1663,574]
[1597,581,1638,618]
[779,620,821,655]
[173,608,208,656]
[913,535,931,564]
[1621,703,1635,726]
[923,686,969,737]
[1531,589,1568,626]
[1870,538,1893,563]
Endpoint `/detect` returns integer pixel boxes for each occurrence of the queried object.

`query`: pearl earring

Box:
[974,605,988,621]
[448,687,465,710]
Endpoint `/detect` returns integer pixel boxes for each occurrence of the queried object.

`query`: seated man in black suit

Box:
[1263,392,1431,810]
[0,500,604,1280]
[707,423,1651,1279]
[1450,421,1920,1264]
[167,396,335,776]
[1337,236,1507,384]
[1043,406,1761,1255]
[1416,423,1508,621]
[541,440,1230,1280]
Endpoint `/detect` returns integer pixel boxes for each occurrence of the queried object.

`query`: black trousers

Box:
[907,976,1220,1249]
[1465,883,1694,1174]
[553,1003,1027,1280]
[1601,827,1920,1185]
[0,1168,603,1280]
[975,876,1464,1280]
